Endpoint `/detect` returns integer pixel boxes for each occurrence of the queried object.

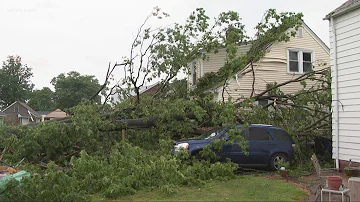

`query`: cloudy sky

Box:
[0,0,344,90]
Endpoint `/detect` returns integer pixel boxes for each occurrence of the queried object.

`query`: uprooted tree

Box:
[0,7,331,201]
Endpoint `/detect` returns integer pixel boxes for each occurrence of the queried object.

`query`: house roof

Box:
[129,82,160,96]
[45,109,67,119]
[36,111,52,116]
[2,101,41,117]
[325,0,360,19]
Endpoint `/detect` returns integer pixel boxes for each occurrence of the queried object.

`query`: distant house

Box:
[0,111,6,126]
[36,111,52,122]
[112,82,161,103]
[44,109,67,120]
[2,101,41,125]
[324,0,360,169]
[189,22,330,103]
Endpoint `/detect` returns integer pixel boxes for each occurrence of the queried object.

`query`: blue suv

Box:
[173,124,295,170]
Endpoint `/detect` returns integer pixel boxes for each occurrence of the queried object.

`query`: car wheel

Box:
[270,153,288,171]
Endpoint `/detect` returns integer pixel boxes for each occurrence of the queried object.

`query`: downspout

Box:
[331,18,340,170]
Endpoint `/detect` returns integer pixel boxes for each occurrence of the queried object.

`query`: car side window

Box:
[248,127,272,141]
[269,128,291,141]
[220,133,229,141]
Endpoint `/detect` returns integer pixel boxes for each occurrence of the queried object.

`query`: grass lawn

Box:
[91,175,308,201]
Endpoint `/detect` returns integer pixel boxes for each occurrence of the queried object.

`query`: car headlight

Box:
[174,143,189,152]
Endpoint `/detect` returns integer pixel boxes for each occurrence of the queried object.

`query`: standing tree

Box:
[27,87,56,111]
[0,56,34,108]
[51,71,102,109]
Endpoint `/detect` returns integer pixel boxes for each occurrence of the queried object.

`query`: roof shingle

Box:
[325,0,360,19]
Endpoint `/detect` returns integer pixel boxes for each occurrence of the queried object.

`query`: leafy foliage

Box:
[27,87,56,111]
[51,71,102,109]
[0,162,88,202]
[194,9,303,95]
[0,56,34,108]
[0,7,329,202]
[0,94,242,200]
[237,68,331,165]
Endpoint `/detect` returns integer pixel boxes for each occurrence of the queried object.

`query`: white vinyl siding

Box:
[331,7,360,163]
[219,24,329,102]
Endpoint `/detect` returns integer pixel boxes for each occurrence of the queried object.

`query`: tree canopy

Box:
[27,87,56,111]
[0,56,34,108]
[51,71,102,109]
[0,7,332,202]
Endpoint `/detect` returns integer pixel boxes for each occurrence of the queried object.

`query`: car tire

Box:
[269,153,288,171]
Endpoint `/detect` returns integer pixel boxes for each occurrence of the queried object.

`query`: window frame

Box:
[287,48,314,74]
[14,106,20,113]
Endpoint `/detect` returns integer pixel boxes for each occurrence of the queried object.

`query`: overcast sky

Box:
[0,0,344,90]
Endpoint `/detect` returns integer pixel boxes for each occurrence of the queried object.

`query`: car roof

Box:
[249,124,276,128]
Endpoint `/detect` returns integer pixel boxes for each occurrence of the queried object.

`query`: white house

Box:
[325,0,360,169]
[189,22,329,104]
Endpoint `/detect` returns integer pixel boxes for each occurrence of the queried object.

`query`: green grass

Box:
[91,176,308,201]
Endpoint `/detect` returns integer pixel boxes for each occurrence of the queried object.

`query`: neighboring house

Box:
[112,82,161,103]
[325,0,360,169]
[0,111,6,126]
[44,109,67,120]
[189,22,330,104]
[36,111,52,122]
[2,101,41,125]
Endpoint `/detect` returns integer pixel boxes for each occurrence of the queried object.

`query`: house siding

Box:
[201,45,251,74]
[3,102,39,125]
[221,25,329,102]
[188,45,250,89]
[331,7,360,164]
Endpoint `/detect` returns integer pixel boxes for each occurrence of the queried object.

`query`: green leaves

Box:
[51,71,102,110]
[0,56,34,108]
[0,162,88,202]
[27,87,56,111]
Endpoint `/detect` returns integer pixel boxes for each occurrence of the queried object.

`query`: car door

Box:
[246,126,276,165]
[216,128,249,164]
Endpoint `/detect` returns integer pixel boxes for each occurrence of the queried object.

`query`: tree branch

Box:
[90,62,126,101]
[250,61,255,98]
[235,67,329,107]
[297,113,331,133]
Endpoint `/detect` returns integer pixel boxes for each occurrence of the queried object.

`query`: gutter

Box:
[331,18,340,170]
[324,3,360,20]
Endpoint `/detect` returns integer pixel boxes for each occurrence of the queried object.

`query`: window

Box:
[257,100,269,107]
[191,61,197,85]
[13,107,19,113]
[248,127,272,141]
[195,128,224,140]
[287,49,313,74]
[297,28,303,38]
[269,128,292,141]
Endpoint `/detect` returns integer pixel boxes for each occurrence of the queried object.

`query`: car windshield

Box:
[194,128,224,140]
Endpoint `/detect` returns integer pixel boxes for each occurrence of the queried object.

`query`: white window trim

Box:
[287,48,315,74]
